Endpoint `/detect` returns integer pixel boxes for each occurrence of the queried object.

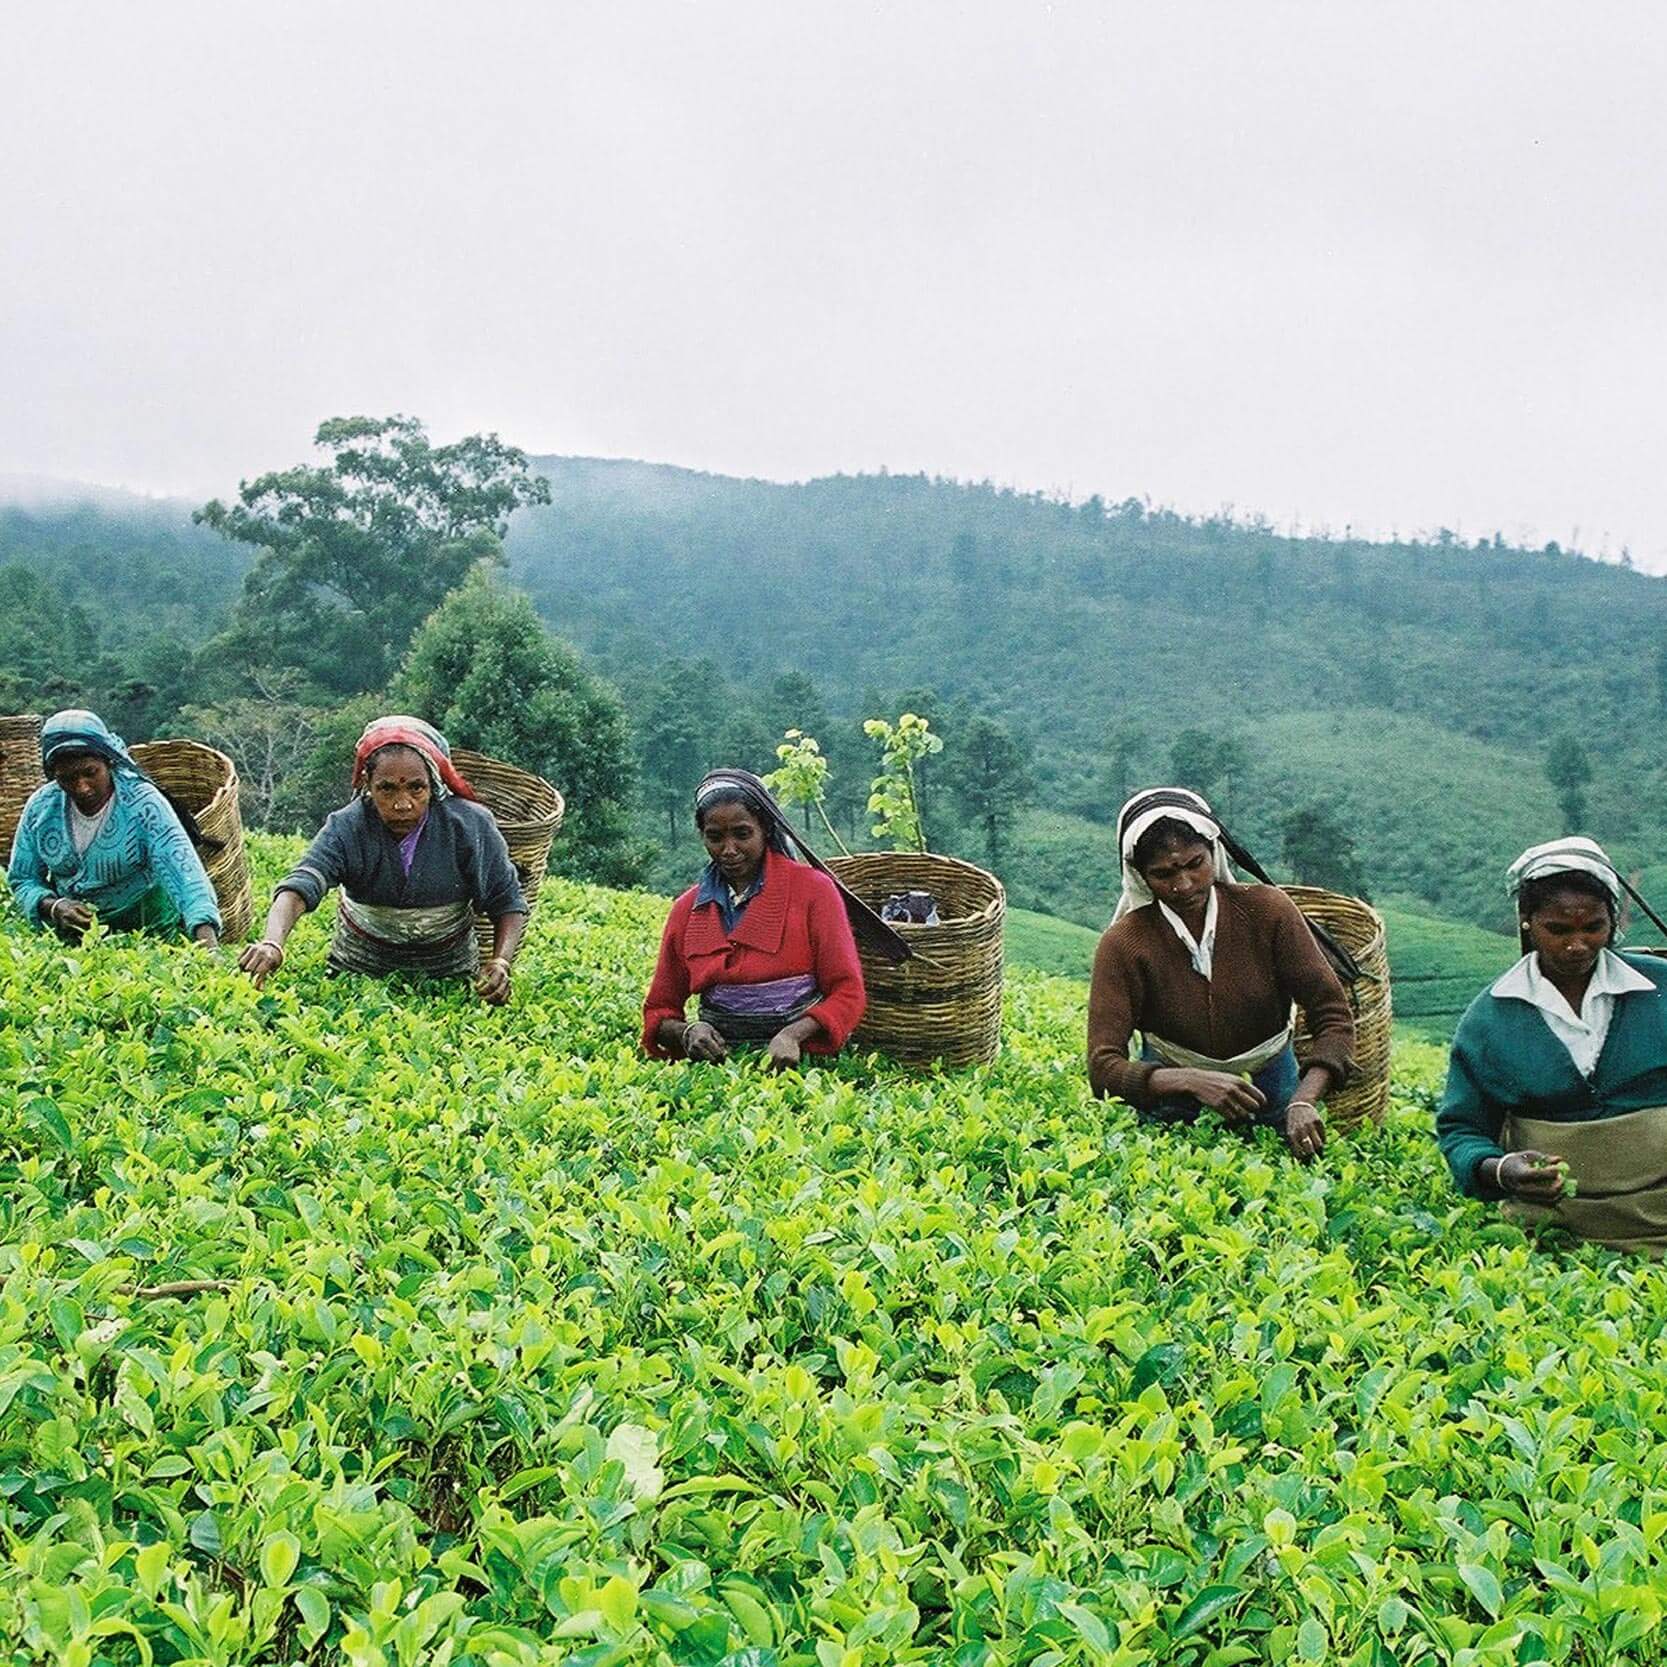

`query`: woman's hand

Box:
[683,1021,730,1062]
[1179,1068,1267,1123]
[476,956,512,1005]
[1495,1150,1568,1202]
[238,939,284,987]
[47,898,93,941]
[192,924,220,951]
[766,1030,803,1071]
[1284,1100,1326,1162]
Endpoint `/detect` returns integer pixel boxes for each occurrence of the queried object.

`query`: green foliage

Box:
[764,730,851,856]
[503,461,1667,924]
[175,670,336,831]
[395,579,649,886]
[2,843,1666,1661]
[1167,732,1250,819]
[197,415,551,694]
[0,565,98,698]
[10,461,1667,934]
[1281,803,1370,899]
[944,715,1033,868]
[1544,734,1593,834]
[864,712,942,854]
[0,497,246,655]
[1381,901,1518,1041]
[267,691,387,834]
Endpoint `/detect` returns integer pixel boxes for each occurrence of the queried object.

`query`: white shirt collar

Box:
[1159,886,1219,980]
[1491,947,1653,1020]
[1491,948,1651,1077]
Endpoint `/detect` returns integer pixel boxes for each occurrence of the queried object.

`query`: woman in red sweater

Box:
[643,771,868,1068]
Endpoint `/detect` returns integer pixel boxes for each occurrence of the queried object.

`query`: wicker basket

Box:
[0,714,43,859]
[452,748,564,954]
[130,739,254,943]
[1283,885,1391,1129]
[826,851,1005,1068]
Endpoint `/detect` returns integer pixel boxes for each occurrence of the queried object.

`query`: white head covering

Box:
[1112,787,1236,924]
[1506,836,1620,907]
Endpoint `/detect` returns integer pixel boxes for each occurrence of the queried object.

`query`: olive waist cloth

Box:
[1501,1106,1667,1256]
[328,896,479,978]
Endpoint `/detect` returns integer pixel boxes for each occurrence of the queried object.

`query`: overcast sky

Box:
[4,2,1665,562]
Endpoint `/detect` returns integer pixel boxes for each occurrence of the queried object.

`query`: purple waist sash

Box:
[703,974,820,1015]
[699,974,822,1041]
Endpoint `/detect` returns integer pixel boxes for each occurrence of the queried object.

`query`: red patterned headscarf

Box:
[352,716,477,801]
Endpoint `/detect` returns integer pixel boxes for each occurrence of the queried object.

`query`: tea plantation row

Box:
[1,839,1664,1665]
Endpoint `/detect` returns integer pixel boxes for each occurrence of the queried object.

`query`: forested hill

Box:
[510,456,1658,766]
[3,460,1663,934]
[503,457,1667,930]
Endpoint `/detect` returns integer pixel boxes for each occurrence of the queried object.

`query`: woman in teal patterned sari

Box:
[5,710,220,946]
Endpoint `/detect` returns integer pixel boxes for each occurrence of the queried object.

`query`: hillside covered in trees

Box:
[505,458,1664,931]
[2,448,1660,938]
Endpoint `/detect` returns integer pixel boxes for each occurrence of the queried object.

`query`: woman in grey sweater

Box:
[238,717,526,1003]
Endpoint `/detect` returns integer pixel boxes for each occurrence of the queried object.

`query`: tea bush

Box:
[1,839,1665,1666]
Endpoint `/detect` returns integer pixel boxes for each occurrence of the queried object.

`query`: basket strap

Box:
[154,785,224,853]
[1619,872,1667,941]
[699,768,912,963]
[1211,824,1366,986]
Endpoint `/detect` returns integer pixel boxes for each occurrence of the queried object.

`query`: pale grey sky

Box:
[4,2,1665,561]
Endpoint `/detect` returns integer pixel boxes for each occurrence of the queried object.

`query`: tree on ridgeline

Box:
[396,578,647,885]
[1095,722,1147,822]
[1168,730,1249,815]
[944,715,1032,868]
[1545,734,1593,833]
[197,415,550,694]
[0,566,99,710]
[1281,803,1370,899]
[637,666,709,841]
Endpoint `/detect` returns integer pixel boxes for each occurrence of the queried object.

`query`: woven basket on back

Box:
[452,748,564,954]
[1282,885,1391,1129]
[0,714,43,859]
[130,739,254,943]
[826,850,1005,1069]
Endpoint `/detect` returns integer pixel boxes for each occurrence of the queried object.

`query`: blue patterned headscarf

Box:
[40,710,139,777]
[38,708,217,850]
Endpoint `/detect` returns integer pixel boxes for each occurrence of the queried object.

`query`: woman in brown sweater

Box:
[1088,788,1355,1160]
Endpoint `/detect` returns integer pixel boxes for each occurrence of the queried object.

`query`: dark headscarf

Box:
[694,771,794,854]
[693,768,910,962]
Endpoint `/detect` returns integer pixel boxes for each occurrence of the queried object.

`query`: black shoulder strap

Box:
[131,770,224,854]
[1213,822,1365,985]
[1619,871,1667,940]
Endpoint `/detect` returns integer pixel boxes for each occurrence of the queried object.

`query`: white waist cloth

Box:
[1143,1015,1294,1076]
[339,895,474,944]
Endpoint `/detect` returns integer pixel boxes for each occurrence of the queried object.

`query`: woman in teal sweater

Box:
[7,709,221,946]
[1437,836,1667,1253]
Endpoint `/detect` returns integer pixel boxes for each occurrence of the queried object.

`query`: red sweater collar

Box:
[683,847,790,957]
